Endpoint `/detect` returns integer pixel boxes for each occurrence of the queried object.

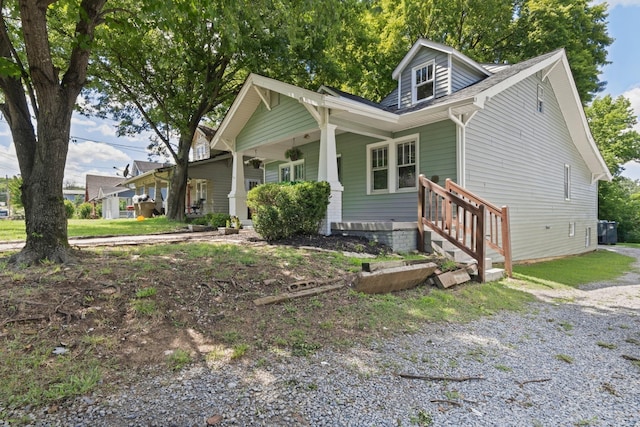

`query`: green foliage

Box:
[63,199,76,219]
[334,0,611,104]
[7,176,22,209]
[166,349,192,371]
[247,181,331,241]
[77,202,93,219]
[587,95,640,176]
[205,213,231,228]
[513,250,635,287]
[586,95,640,241]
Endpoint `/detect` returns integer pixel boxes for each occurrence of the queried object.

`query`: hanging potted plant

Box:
[285,147,302,161]
[249,158,262,169]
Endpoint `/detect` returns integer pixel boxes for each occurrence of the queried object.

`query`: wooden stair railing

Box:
[418,175,513,281]
[444,179,512,278]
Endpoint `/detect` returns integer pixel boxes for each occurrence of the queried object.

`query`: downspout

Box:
[448,108,477,188]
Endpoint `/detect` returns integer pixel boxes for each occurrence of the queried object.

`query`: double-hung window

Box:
[279,160,304,182]
[371,147,388,191]
[367,136,419,194]
[412,61,435,104]
[564,164,571,200]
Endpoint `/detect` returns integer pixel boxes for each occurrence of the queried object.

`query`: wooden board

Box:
[354,262,438,294]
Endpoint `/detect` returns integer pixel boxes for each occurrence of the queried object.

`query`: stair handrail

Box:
[444,178,512,277]
[418,175,487,282]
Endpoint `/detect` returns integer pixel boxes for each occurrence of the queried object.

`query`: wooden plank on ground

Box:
[355,262,438,294]
[253,282,345,306]
[361,258,434,272]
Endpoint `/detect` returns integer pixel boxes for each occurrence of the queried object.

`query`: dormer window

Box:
[412,61,435,104]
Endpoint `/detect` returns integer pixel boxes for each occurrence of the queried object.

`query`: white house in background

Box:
[210,38,610,262]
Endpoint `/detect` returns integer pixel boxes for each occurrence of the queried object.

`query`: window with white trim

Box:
[367,136,419,194]
[397,141,416,189]
[279,160,304,182]
[569,221,575,237]
[537,84,544,113]
[412,61,435,104]
[371,146,388,191]
[564,164,571,200]
[585,227,592,247]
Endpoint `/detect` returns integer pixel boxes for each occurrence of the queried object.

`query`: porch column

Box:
[318,122,343,235]
[228,152,247,219]
[154,177,163,213]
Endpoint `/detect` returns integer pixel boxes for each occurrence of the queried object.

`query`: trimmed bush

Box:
[77,202,93,219]
[247,181,331,241]
[63,199,75,219]
[205,213,231,228]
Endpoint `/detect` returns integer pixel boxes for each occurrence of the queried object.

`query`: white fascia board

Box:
[324,97,399,123]
[549,55,611,181]
[392,38,491,80]
[210,74,258,150]
[397,98,479,127]
[475,51,564,108]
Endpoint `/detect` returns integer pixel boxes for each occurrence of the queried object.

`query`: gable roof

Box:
[85,174,125,202]
[392,39,491,80]
[212,42,610,182]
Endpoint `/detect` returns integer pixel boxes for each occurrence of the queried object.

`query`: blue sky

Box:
[1,1,640,186]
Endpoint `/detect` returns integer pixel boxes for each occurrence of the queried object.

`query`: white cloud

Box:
[0,142,20,177]
[593,0,640,7]
[68,141,131,164]
[622,86,640,133]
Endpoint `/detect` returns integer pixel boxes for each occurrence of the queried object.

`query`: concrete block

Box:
[484,268,505,282]
[355,263,438,294]
[434,269,471,289]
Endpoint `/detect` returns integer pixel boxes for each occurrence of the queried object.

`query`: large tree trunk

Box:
[14,128,71,264]
[0,0,107,265]
[165,133,193,221]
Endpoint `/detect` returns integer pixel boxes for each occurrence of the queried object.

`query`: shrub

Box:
[63,199,75,219]
[247,181,330,241]
[77,202,93,219]
[205,213,231,228]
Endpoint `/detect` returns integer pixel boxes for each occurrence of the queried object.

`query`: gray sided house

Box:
[121,126,262,216]
[211,39,610,262]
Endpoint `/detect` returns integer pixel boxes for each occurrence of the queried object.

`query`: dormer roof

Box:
[392,38,491,81]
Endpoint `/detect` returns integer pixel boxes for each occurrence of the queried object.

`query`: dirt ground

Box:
[0,231,415,390]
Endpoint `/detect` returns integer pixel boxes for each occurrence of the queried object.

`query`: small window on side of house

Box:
[585,226,592,247]
[569,221,575,237]
[370,146,389,191]
[564,164,571,200]
[279,160,304,183]
[397,141,416,189]
[412,61,435,104]
[537,84,544,113]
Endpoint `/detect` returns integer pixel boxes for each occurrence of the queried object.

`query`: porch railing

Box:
[418,175,513,282]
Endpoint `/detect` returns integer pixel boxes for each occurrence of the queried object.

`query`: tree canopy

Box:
[331,0,612,104]
[86,0,358,220]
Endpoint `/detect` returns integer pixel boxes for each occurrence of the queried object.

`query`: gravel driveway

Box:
[6,247,640,427]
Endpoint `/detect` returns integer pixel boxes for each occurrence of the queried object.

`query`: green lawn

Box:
[0,217,185,241]
[513,249,636,287]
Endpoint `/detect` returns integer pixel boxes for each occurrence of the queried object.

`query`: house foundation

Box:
[331,221,429,254]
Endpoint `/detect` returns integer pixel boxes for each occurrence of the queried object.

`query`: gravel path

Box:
[4,247,640,427]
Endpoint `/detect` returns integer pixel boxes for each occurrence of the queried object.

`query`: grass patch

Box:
[555,354,574,364]
[167,349,192,371]
[513,250,635,288]
[0,339,101,409]
[596,342,617,350]
[0,217,184,241]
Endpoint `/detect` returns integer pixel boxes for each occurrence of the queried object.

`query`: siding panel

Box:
[237,96,317,152]
[465,74,598,261]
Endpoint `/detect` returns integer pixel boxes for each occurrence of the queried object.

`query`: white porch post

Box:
[318,121,343,235]
[228,152,247,219]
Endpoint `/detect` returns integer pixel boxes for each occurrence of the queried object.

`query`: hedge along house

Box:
[210,39,610,262]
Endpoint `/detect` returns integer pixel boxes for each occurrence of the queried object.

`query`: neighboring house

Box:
[121,127,262,215]
[62,188,85,203]
[210,38,610,262]
[84,174,134,219]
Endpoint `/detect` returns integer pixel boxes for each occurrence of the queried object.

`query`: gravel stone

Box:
[3,246,639,426]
